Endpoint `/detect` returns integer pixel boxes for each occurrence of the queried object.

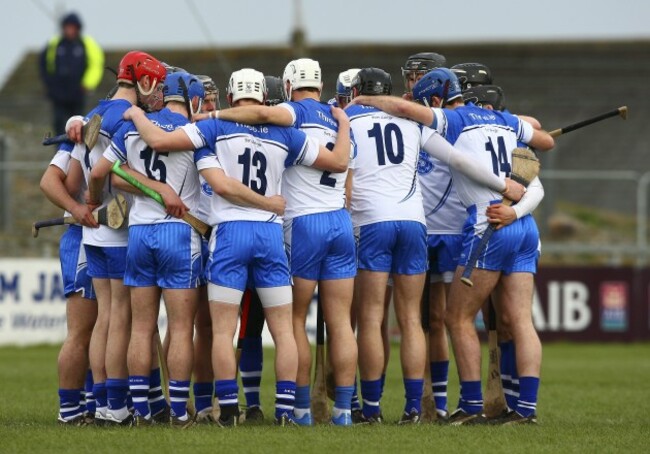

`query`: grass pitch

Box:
[0,343,648,453]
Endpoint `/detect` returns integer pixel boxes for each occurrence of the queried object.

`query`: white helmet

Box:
[227,68,266,104]
[282,58,322,100]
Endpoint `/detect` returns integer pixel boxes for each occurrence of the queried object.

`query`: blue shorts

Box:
[59,225,95,299]
[285,209,356,281]
[206,221,290,291]
[85,244,127,280]
[357,221,427,275]
[427,234,463,275]
[124,223,202,289]
[459,213,540,275]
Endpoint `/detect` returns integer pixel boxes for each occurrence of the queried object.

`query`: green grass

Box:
[1,343,649,453]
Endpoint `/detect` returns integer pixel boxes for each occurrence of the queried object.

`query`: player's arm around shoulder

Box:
[199,167,285,216]
[350,95,434,126]
[124,106,194,152]
[216,105,294,126]
[311,106,350,173]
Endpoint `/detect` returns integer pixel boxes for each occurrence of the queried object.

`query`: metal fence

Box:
[1,151,649,265]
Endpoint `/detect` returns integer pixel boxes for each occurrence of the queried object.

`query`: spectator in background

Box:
[39,12,104,135]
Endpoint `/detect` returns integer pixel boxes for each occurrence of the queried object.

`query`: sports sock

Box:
[129,375,151,418]
[106,378,129,420]
[215,379,239,414]
[239,337,263,408]
[84,370,95,415]
[379,373,387,399]
[351,378,361,411]
[516,376,540,417]
[360,379,382,418]
[403,378,424,415]
[332,385,354,418]
[149,368,167,416]
[293,385,311,418]
[510,343,521,408]
[499,341,516,410]
[58,389,83,421]
[168,380,190,419]
[93,382,107,417]
[458,380,483,414]
[430,361,449,413]
[275,380,296,420]
[193,382,214,413]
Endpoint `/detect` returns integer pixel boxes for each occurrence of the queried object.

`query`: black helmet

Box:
[402,52,447,74]
[450,63,493,91]
[351,68,392,97]
[463,85,506,111]
[264,76,285,106]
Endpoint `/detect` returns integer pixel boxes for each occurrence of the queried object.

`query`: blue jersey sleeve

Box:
[192,119,220,163]
[288,101,306,127]
[109,121,134,163]
[284,127,309,168]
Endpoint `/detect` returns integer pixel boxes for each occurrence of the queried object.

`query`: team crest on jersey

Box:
[417,150,434,174]
[201,181,213,197]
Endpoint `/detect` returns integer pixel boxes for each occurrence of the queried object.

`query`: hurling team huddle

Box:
[46,48,554,429]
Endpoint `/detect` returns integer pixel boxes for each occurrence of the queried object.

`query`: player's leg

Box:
[193,283,215,422]
[86,272,111,424]
[239,290,265,422]
[259,287,297,425]
[320,278,356,424]
[491,283,518,413]
[290,276,318,425]
[163,287,199,426]
[380,284,392,402]
[428,281,450,416]
[105,272,132,424]
[127,285,161,424]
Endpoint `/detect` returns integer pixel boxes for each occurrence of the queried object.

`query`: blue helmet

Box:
[163,72,205,104]
[411,68,463,107]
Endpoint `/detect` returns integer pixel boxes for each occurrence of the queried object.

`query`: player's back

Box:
[111,108,200,225]
[279,98,349,220]
[347,104,426,227]
[191,119,312,226]
[433,103,523,209]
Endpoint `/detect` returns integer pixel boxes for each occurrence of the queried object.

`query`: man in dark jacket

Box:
[39,12,104,135]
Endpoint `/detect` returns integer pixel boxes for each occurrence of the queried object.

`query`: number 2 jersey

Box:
[346,104,433,228]
[105,107,200,226]
[182,119,320,226]
[278,98,354,220]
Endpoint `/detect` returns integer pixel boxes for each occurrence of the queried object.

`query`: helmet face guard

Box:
[401,52,446,91]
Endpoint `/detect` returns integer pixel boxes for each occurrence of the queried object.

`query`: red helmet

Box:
[117,51,166,84]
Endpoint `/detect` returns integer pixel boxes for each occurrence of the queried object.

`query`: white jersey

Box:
[196,174,213,224]
[347,105,432,228]
[183,119,319,226]
[106,108,200,226]
[49,142,85,219]
[429,104,534,232]
[70,99,132,247]
[279,99,354,220]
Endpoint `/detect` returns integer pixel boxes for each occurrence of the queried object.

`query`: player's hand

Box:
[402,92,414,101]
[160,186,188,219]
[486,203,517,230]
[330,106,349,126]
[67,120,84,143]
[266,195,286,216]
[192,112,212,122]
[123,105,145,121]
[501,178,525,203]
[348,96,365,106]
[84,190,101,214]
[71,203,99,228]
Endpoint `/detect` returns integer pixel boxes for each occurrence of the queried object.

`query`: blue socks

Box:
[129,375,151,418]
[215,379,239,413]
[93,382,107,417]
[58,389,83,421]
[500,341,520,410]
[430,361,449,414]
[84,370,95,416]
[106,378,129,418]
[275,380,296,420]
[360,379,382,418]
[294,385,311,418]
[149,368,167,417]
[169,380,190,419]
[458,380,483,414]
[403,378,424,415]
[517,376,540,417]
[332,385,354,419]
[193,382,214,413]
[239,337,263,408]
